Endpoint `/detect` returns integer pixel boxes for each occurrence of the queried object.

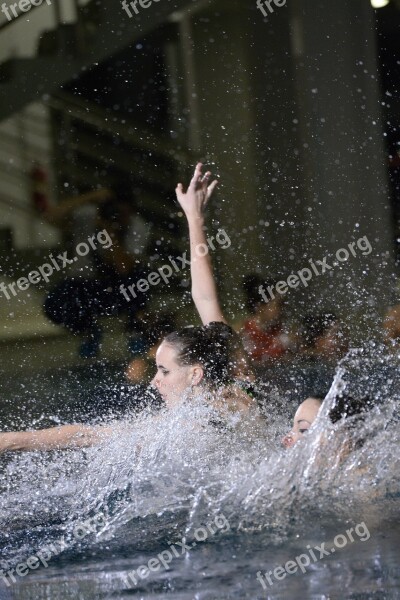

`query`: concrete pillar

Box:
[286,0,395,334]
[188,0,302,320]
[182,0,394,335]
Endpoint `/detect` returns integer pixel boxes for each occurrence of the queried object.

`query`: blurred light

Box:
[370,0,390,7]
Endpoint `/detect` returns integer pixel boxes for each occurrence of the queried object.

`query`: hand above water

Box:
[175,162,218,221]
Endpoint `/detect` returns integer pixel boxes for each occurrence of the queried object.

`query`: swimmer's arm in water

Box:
[0,424,114,453]
[176,162,225,325]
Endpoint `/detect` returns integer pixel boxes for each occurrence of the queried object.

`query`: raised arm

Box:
[0,423,113,453]
[176,163,226,325]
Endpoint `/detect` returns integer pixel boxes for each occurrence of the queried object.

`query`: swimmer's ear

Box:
[191,365,204,386]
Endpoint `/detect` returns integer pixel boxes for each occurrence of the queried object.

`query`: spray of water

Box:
[1,351,399,571]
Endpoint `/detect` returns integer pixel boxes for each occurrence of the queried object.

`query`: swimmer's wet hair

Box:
[328,393,377,452]
[163,322,241,387]
[329,394,375,424]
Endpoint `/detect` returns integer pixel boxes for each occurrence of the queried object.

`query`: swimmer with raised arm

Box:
[177,165,363,449]
[14,162,281,453]
[174,165,377,453]
[175,163,224,326]
[0,164,371,455]
[175,163,253,382]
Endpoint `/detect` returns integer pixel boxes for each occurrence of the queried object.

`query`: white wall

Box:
[0,0,91,59]
[0,0,92,249]
[0,101,60,249]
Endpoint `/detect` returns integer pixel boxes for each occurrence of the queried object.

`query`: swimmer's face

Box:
[151,342,203,409]
[282,397,322,448]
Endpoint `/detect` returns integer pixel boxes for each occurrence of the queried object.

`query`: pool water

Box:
[1,350,399,600]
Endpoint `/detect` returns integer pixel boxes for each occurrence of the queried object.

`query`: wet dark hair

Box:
[301,312,337,348]
[328,394,375,424]
[328,393,376,451]
[163,322,241,387]
[307,396,323,404]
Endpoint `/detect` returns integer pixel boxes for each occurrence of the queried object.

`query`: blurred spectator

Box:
[42,182,152,358]
[388,139,400,265]
[383,303,400,348]
[299,312,348,361]
[239,274,293,364]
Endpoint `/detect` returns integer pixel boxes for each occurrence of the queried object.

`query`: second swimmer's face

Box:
[282,397,322,448]
[151,342,203,409]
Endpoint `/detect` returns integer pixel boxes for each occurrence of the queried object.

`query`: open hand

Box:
[175,163,218,219]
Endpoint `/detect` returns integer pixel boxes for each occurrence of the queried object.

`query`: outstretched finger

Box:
[189,162,203,189]
[175,183,186,199]
[206,179,218,199]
